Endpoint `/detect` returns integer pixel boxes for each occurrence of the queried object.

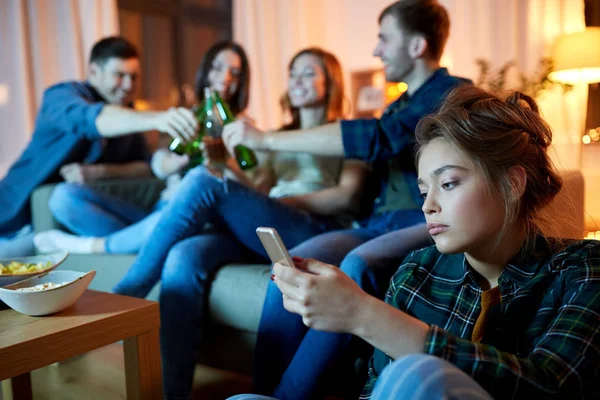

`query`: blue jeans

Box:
[254,211,430,400]
[369,355,494,400]
[113,167,343,399]
[49,182,167,253]
[227,355,494,400]
[159,233,261,400]
[0,225,35,257]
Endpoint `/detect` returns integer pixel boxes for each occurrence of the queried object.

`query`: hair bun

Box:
[505,91,550,148]
[505,91,539,114]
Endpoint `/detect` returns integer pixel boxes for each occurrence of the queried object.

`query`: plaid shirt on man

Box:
[361,237,600,399]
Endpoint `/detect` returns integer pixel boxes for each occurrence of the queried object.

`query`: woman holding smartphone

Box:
[34,41,251,254]
[113,48,370,400]
[230,86,600,400]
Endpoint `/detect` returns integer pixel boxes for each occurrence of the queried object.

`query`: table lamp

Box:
[548,27,600,84]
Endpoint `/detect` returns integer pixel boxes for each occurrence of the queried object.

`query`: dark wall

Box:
[117,0,232,110]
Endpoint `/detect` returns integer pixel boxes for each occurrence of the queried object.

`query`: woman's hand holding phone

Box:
[255,226,370,334]
[271,256,370,335]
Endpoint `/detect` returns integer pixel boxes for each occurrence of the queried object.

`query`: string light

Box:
[385,82,408,103]
[585,231,600,240]
[583,134,592,144]
[582,127,600,144]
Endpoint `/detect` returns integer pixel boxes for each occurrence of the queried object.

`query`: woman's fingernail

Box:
[292,256,304,262]
[270,274,275,281]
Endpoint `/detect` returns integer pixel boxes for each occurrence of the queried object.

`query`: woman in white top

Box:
[113,47,370,400]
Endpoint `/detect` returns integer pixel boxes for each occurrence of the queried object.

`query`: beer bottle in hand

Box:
[213,92,258,170]
[168,87,216,167]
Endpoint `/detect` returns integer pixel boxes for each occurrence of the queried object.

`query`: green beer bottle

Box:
[168,88,216,167]
[212,92,258,170]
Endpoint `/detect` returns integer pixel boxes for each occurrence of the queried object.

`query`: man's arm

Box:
[223,80,470,162]
[223,111,416,162]
[40,83,197,142]
[95,105,196,141]
[263,122,345,155]
[223,121,345,157]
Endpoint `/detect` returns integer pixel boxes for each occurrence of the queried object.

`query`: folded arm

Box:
[278,159,370,216]
[87,161,153,180]
[60,161,153,183]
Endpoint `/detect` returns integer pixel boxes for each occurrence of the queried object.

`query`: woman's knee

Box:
[48,183,82,216]
[172,167,225,208]
[374,354,492,400]
[163,241,208,283]
[161,235,227,286]
[181,166,221,189]
[339,251,369,280]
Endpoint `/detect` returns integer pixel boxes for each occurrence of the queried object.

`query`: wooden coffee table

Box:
[0,290,162,399]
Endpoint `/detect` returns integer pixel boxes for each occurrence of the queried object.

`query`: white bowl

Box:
[0,251,69,287]
[0,270,95,316]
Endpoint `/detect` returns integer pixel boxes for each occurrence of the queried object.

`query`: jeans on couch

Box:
[158,233,261,400]
[112,166,344,399]
[48,182,168,253]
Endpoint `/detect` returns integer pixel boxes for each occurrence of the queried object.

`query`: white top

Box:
[267,152,342,198]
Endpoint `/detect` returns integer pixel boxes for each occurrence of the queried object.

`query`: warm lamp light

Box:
[0,84,9,106]
[549,27,600,84]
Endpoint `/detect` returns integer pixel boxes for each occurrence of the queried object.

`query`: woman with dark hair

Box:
[34,41,252,254]
[230,85,600,400]
[112,47,370,400]
[193,41,250,116]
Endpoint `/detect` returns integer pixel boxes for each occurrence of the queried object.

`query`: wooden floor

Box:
[15,343,252,400]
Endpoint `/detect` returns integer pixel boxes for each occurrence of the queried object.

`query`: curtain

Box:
[233,0,586,169]
[0,0,118,178]
[439,0,586,170]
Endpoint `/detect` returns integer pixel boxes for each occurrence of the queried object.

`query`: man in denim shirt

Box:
[225,1,472,399]
[0,36,198,257]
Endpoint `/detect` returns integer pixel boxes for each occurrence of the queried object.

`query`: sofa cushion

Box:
[208,264,271,332]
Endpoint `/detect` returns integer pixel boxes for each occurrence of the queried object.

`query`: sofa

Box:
[29,170,585,377]
[31,179,270,376]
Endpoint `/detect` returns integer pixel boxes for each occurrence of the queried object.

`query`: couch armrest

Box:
[30,179,167,233]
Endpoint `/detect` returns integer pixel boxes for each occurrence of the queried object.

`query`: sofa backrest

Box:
[540,170,585,239]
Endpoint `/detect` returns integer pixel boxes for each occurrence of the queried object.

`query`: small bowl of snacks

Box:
[0,251,69,287]
[0,270,95,316]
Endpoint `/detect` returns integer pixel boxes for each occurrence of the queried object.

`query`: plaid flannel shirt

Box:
[361,237,600,399]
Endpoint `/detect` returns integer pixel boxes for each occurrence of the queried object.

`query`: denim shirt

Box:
[340,68,472,217]
[0,81,150,234]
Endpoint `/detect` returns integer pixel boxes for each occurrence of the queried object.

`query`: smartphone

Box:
[256,227,295,268]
